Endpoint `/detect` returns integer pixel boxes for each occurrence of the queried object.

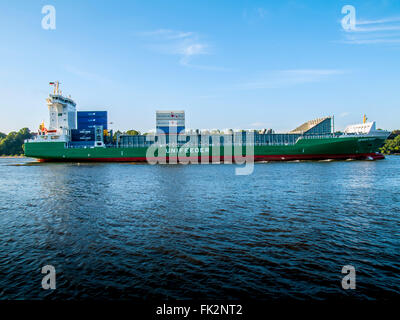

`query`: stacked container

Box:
[77,111,108,130]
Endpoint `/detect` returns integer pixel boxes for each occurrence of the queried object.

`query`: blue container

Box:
[77,111,107,118]
[77,111,108,130]
[78,120,107,129]
[71,128,95,141]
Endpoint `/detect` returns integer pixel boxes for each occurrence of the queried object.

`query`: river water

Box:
[0,157,399,300]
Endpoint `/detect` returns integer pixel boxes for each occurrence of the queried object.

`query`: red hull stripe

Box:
[38,153,385,162]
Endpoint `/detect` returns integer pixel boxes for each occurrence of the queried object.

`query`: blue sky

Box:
[0,0,399,133]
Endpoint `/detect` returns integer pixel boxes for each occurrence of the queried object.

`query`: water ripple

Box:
[0,157,399,300]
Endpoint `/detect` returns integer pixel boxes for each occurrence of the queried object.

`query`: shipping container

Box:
[70,128,95,141]
[77,111,108,130]
[77,111,107,117]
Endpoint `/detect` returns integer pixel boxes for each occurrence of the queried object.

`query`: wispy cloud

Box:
[340,15,400,44]
[348,25,400,32]
[136,29,227,70]
[179,43,208,66]
[356,16,400,25]
[240,69,346,90]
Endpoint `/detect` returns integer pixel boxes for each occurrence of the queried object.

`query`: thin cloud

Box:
[357,16,400,25]
[137,29,226,70]
[349,25,400,32]
[179,43,208,67]
[340,14,400,44]
[180,43,208,57]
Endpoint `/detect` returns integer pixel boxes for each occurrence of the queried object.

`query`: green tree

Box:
[112,130,122,143]
[381,134,400,155]
[125,130,140,136]
[388,130,400,140]
[0,128,32,156]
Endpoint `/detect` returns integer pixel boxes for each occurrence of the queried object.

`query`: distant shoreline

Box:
[0,155,25,158]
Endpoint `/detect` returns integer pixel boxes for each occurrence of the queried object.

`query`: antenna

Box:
[49,81,61,95]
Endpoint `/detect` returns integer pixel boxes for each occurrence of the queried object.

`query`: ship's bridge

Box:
[46,81,77,134]
[48,94,76,107]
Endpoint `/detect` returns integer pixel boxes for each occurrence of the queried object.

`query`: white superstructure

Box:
[343,115,390,138]
[344,121,376,134]
[47,81,77,135]
[26,82,77,143]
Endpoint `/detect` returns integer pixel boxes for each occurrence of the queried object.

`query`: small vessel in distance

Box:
[24,82,390,162]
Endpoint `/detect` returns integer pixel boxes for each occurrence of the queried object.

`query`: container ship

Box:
[24,82,390,162]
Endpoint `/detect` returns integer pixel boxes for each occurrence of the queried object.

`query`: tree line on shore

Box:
[0,128,141,156]
[380,130,400,155]
[0,128,32,156]
[1,128,400,156]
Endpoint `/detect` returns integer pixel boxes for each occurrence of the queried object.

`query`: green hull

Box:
[24,136,386,162]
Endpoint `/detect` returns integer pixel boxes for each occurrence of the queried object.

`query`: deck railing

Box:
[65,132,339,149]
